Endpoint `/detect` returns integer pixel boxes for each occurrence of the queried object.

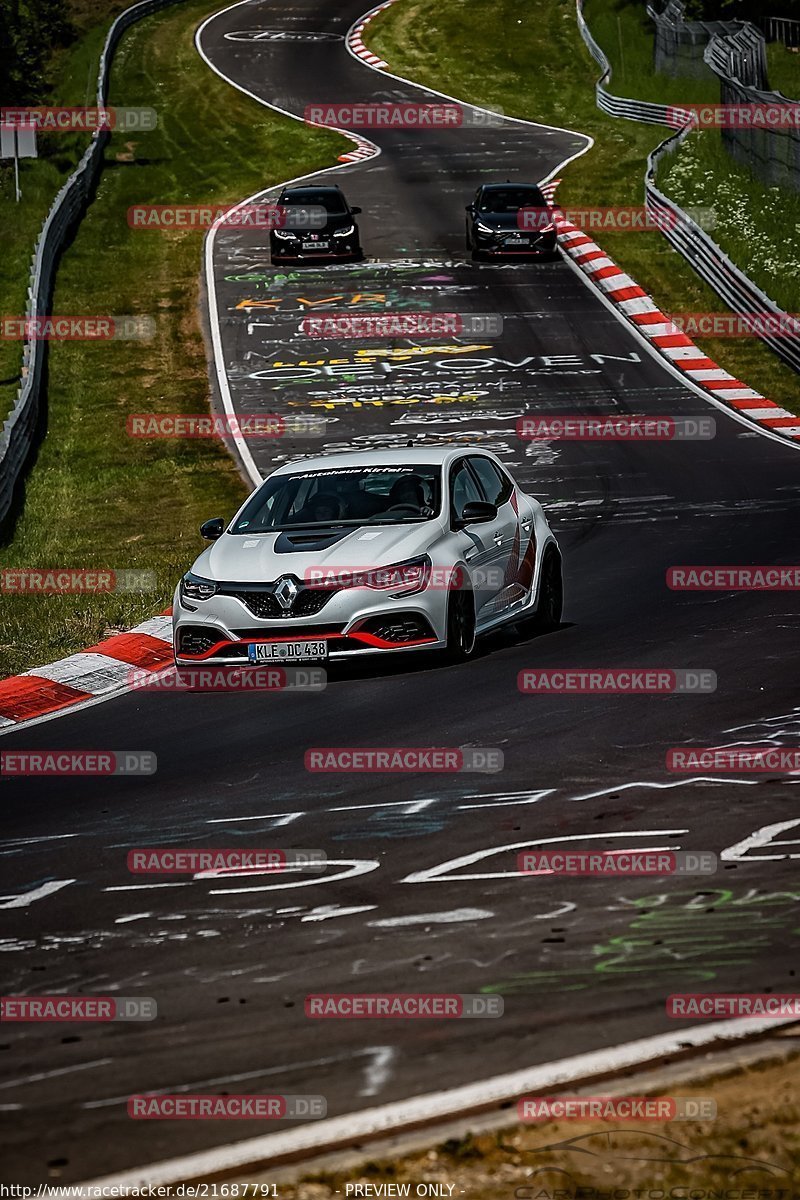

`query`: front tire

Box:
[443,579,477,663]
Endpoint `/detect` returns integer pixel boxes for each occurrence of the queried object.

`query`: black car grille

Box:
[358,614,436,644]
[178,627,221,655]
[218,582,341,619]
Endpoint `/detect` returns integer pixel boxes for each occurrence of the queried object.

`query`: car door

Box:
[448,457,508,623]
[466,455,531,614]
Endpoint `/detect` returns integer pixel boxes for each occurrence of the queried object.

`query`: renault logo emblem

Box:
[274,577,298,611]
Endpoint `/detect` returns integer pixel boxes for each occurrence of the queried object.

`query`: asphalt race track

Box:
[2,0,800,1183]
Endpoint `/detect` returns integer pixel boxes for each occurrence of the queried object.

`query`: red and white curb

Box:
[346,1,391,69]
[554,210,800,442]
[336,132,380,163]
[0,613,173,731]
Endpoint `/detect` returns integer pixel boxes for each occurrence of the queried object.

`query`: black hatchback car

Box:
[270,184,363,262]
[465,182,558,261]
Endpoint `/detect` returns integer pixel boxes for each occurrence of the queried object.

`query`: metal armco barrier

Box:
[576,0,682,125]
[574,0,800,376]
[0,0,184,531]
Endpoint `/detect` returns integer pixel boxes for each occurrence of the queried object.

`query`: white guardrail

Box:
[0,0,184,529]
[574,0,800,376]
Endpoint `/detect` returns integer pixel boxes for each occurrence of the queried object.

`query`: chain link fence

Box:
[0,0,184,532]
[649,0,745,81]
[704,26,800,192]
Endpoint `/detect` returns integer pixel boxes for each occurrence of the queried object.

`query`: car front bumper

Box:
[270,239,360,259]
[476,232,558,256]
[172,585,448,664]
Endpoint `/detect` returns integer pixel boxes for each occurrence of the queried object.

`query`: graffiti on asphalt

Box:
[483,888,800,993]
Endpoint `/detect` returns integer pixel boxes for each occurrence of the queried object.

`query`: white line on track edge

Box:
[80,1016,797,1187]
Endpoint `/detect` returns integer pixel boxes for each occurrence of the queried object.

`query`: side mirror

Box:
[350,205,362,215]
[200,517,224,540]
[465,203,475,214]
[456,500,497,528]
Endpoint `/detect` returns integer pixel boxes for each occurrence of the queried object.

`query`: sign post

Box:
[0,119,38,201]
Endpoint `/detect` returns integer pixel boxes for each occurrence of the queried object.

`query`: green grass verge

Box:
[0,1,133,422]
[586,0,717,105]
[659,128,800,313]
[767,41,800,98]
[366,0,800,415]
[0,0,346,679]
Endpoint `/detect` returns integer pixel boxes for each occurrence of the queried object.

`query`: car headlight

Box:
[180,572,217,602]
[333,224,356,238]
[310,556,431,597]
[476,221,495,234]
[273,230,298,240]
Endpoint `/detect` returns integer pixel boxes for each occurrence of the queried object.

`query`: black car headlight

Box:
[475,221,496,235]
[333,224,356,239]
[273,230,298,241]
[180,572,217,602]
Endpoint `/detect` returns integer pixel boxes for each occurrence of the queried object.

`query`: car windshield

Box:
[231,465,442,532]
[281,190,347,214]
[478,187,545,213]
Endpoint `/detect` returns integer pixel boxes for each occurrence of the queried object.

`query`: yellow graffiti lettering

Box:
[352,344,491,361]
[290,393,485,410]
[235,297,282,310]
[234,293,388,311]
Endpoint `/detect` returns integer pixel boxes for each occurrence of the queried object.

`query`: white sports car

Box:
[172,447,562,666]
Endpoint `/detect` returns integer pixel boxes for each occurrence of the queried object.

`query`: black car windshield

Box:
[281,190,348,214]
[478,187,545,213]
[231,465,442,532]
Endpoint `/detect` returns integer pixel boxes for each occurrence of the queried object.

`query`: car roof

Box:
[480,182,543,191]
[281,184,343,194]
[270,446,497,475]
